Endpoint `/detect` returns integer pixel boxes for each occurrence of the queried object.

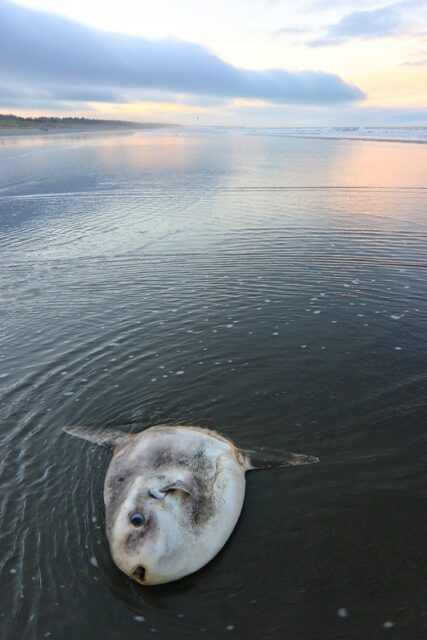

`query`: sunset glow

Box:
[1,0,426,125]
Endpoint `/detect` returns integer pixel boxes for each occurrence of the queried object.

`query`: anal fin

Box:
[240,447,319,471]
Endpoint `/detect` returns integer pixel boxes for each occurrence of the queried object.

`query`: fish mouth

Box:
[131,565,146,584]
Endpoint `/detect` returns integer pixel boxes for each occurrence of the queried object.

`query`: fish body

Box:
[64,424,318,585]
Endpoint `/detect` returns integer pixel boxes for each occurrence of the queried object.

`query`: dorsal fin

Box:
[63,425,133,450]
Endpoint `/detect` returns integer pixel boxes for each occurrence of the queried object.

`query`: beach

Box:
[0,128,426,640]
[0,122,172,138]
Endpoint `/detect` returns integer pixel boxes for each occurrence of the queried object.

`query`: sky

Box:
[0,0,426,125]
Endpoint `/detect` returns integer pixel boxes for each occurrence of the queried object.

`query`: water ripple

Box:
[0,132,426,640]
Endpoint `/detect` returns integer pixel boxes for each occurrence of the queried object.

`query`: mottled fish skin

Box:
[104,426,246,585]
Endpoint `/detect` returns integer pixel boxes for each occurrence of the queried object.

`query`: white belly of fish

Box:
[104,427,247,585]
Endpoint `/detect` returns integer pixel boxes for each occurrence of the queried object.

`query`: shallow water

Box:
[0,129,426,640]
[246,125,427,143]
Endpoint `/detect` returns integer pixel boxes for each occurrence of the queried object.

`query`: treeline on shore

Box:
[0,114,171,129]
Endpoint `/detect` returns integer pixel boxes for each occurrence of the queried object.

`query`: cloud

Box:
[309,5,401,46]
[273,26,308,36]
[307,2,419,47]
[403,49,427,66]
[404,59,427,66]
[0,0,363,109]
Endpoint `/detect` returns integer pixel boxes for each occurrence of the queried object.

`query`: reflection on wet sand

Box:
[0,129,426,640]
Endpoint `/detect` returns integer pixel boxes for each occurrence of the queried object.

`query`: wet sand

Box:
[0,124,172,138]
[1,128,426,640]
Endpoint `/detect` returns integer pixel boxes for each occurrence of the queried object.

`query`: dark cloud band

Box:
[0,0,364,107]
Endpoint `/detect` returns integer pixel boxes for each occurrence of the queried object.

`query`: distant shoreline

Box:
[0,124,175,139]
[245,132,427,145]
[2,125,426,145]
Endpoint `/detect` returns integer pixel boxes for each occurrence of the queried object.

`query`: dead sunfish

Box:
[63,424,319,585]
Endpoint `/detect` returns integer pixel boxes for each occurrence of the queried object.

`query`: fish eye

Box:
[129,512,145,527]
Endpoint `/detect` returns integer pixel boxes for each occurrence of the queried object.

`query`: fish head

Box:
[104,465,206,585]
